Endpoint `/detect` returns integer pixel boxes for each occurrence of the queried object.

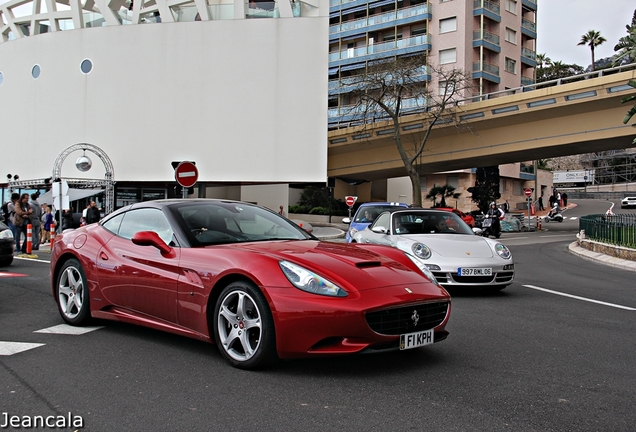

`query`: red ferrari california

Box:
[51,199,451,369]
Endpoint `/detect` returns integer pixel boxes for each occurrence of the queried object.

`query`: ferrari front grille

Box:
[365,301,449,336]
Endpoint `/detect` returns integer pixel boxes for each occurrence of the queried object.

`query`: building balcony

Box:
[328,65,430,95]
[521,0,537,12]
[473,0,501,23]
[330,3,431,40]
[328,95,429,124]
[521,17,536,39]
[521,47,537,67]
[472,61,500,83]
[521,76,535,86]
[329,34,431,66]
[472,29,501,52]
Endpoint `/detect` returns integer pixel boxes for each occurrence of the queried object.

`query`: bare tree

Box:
[347,54,472,206]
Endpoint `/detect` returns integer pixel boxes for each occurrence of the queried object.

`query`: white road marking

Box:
[539,234,574,238]
[34,324,103,335]
[0,341,45,356]
[14,256,51,263]
[523,285,636,311]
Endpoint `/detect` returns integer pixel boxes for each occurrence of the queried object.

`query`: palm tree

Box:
[578,30,607,71]
[426,185,461,208]
[622,80,636,144]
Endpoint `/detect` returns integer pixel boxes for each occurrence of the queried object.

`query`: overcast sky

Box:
[537,0,635,67]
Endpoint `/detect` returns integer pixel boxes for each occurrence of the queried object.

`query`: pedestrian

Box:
[82,203,90,219]
[557,191,562,207]
[29,193,42,251]
[503,200,510,213]
[42,206,53,244]
[61,208,73,231]
[13,193,33,253]
[5,193,19,250]
[538,195,544,211]
[278,205,285,217]
[86,201,101,224]
[562,192,568,207]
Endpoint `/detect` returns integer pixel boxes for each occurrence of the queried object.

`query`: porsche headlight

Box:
[411,242,431,260]
[279,261,347,297]
[348,228,358,238]
[495,243,512,260]
[0,229,14,240]
[405,253,440,287]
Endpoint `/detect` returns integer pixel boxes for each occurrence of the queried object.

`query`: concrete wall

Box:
[0,16,328,185]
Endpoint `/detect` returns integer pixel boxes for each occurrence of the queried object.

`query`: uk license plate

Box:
[400,329,433,350]
[458,267,492,276]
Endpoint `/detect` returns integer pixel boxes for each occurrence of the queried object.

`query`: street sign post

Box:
[524,188,533,230]
[174,162,198,198]
[345,196,357,218]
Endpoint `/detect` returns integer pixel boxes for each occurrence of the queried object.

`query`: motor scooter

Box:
[543,210,563,223]
[480,216,501,238]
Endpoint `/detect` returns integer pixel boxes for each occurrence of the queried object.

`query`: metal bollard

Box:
[27,223,32,254]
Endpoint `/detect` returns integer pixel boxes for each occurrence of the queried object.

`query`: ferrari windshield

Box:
[175,202,313,246]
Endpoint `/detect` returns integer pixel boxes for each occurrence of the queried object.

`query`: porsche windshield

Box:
[176,202,312,245]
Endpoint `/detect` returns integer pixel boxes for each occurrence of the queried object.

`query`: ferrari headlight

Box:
[279,261,347,297]
[411,242,431,260]
[0,229,14,240]
[495,243,512,260]
[405,253,440,287]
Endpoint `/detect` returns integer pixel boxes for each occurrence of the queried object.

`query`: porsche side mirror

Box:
[132,231,176,258]
[371,226,387,234]
[472,227,483,235]
[342,217,351,224]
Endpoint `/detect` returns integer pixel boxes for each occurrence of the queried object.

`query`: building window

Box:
[505,0,517,14]
[505,57,516,74]
[447,176,459,189]
[439,17,457,34]
[31,64,41,79]
[439,80,455,95]
[439,48,457,64]
[411,23,427,36]
[0,71,3,86]
[80,59,93,74]
[505,27,517,44]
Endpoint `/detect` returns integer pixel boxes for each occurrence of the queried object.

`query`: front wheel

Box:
[213,281,277,369]
[56,258,91,325]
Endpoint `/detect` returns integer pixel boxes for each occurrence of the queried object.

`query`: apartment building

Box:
[328,0,538,128]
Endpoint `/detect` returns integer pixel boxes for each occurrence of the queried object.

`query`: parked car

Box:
[621,196,636,209]
[342,202,408,242]
[436,207,476,227]
[0,220,14,266]
[50,199,451,369]
[352,209,515,291]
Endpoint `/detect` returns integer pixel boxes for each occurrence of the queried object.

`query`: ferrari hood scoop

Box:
[355,261,383,268]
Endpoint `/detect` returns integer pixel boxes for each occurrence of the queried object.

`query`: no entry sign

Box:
[175,162,198,188]
[524,188,533,197]
[345,196,357,207]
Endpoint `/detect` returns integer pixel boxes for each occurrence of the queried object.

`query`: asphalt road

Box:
[1,199,634,431]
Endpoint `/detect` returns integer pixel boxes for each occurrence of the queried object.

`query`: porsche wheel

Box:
[56,258,91,325]
[213,281,277,369]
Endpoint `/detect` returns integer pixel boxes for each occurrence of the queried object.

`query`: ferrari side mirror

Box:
[132,231,176,258]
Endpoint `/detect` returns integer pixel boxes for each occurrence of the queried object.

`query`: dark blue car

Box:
[342,202,408,243]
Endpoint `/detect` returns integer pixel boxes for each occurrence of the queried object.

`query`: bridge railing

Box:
[328,61,636,129]
[580,214,636,249]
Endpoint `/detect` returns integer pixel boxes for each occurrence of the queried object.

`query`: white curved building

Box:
[0,0,328,211]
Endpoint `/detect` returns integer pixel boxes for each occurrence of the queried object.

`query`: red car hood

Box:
[220,240,439,293]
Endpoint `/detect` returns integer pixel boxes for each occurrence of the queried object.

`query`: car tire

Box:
[0,257,12,266]
[55,258,91,325]
[213,281,277,370]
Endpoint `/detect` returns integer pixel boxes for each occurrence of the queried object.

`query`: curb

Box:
[568,241,636,272]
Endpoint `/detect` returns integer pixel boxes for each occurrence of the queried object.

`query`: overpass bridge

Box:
[327,65,636,182]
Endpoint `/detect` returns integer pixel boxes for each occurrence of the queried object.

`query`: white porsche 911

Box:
[352,209,515,291]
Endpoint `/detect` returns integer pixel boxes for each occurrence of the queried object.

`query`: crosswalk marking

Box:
[34,324,103,335]
[0,341,45,356]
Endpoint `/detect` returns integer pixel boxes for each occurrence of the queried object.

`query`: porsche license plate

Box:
[400,329,433,350]
[458,267,492,276]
